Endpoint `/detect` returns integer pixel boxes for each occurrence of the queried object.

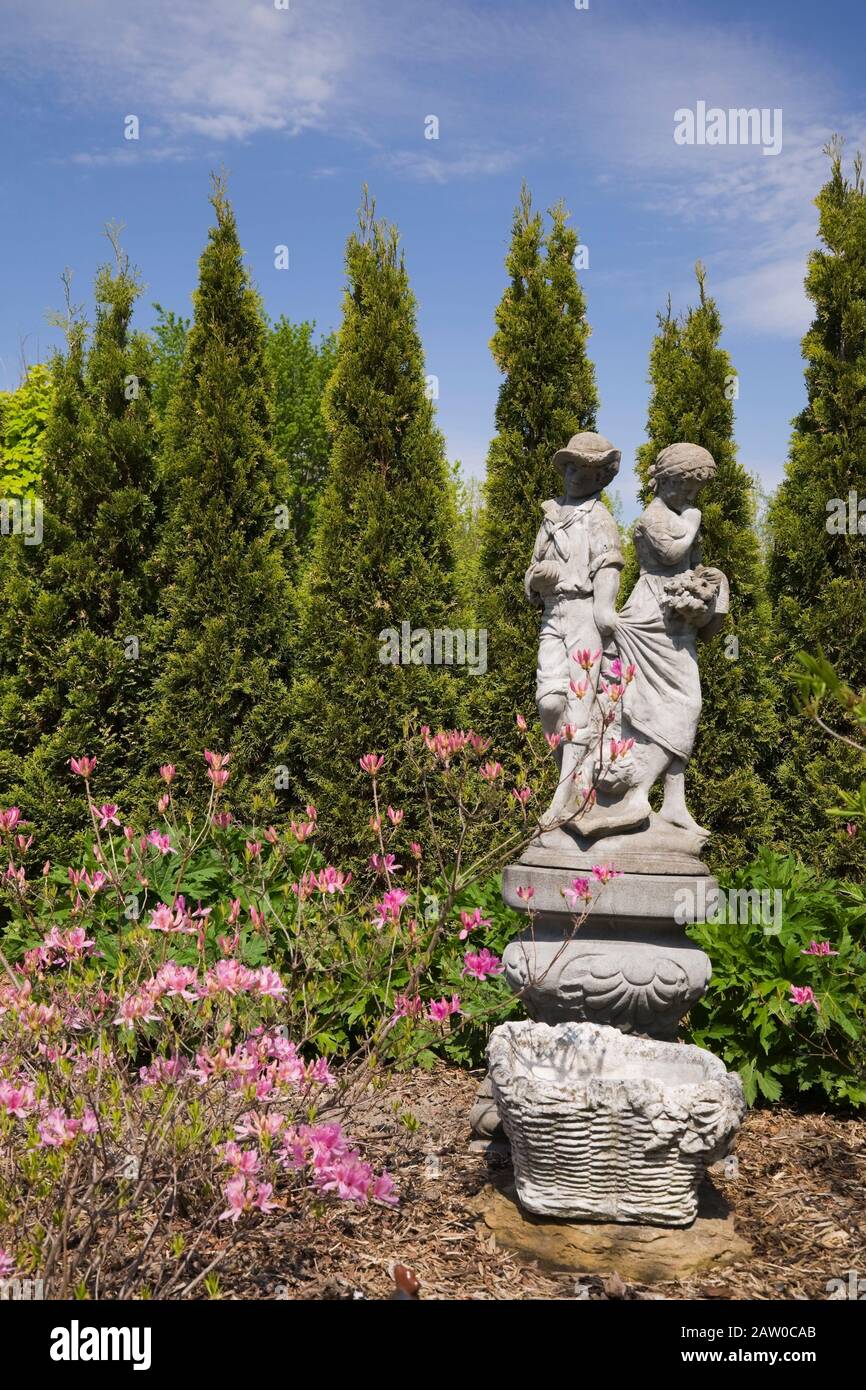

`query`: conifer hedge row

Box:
[1,152,863,872]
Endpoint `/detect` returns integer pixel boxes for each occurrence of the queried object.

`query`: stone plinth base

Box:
[475,1180,750,1284]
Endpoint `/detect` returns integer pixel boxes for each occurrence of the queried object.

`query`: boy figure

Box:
[525,432,623,829]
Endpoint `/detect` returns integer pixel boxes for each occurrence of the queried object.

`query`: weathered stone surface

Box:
[503,927,711,1037]
[468,1073,504,1141]
[502,864,719,924]
[475,1178,751,1283]
[488,1021,745,1227]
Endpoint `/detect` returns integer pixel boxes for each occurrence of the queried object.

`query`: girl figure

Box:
[609,442,729,838]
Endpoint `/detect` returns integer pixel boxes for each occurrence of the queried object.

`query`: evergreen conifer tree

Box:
[768,144,866,872]
[0,238,160,854]
[473,187,598,762]
[145,178,296,813]
[634,265,778,867]
[289,193,460,857]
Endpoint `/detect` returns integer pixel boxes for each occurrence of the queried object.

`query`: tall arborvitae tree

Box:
[0,240,160,855]
[768,144,866,873]
[473,187,598,760]
[635,265,778,868]
[145,179,296,813]
[266,318,337,553]
[289,193,461,858]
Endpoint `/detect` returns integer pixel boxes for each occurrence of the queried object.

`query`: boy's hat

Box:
[552,431,621,481]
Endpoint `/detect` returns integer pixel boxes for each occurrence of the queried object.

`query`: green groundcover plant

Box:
[687,850,866,1108]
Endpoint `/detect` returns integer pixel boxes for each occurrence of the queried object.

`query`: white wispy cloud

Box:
[3,0,864,334]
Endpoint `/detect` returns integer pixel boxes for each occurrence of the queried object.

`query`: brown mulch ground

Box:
[208,1065,866,1301]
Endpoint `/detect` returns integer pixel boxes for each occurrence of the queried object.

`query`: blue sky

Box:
[1,0,864,519]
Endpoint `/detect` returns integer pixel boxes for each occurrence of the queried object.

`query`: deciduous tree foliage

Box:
[768,145,866,872]
[145,179,296,813]
[0,362,53,498]
[634,265,779,868]
[289,193,460,858]
[0,241,160,856]
[472,187,598,761]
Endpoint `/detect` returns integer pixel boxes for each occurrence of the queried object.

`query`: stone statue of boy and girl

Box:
[525,431,729,845]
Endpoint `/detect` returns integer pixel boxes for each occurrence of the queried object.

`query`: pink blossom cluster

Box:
[278,1122,397,1207]
[0,1077,37,1118]
[372,887,410,930]
[291,865,352,899]
[421,726,491,763]
[114,960,288,1024]
[24,925,96,973]
[462,948,504,981]
[37,1105,98,1148]
[457,907,491,941]
[193,1030,335,1096]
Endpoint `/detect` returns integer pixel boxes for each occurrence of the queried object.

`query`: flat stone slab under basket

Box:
[488,1020,745,1228]
[475,1177,750,1283]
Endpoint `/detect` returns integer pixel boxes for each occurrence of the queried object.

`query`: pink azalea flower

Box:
[38,1107,85,1148]
[219,1174,249,1222]
[572,648,601,672]
[427,995,461,1022]
[515,885,535,902]
[545,732,562,750]
[254,967,287,998]
[154,962,199,1000]
[159,764,176,784]
[801,941,839,956]
[789,984,820,1011]
[462,948,504,982]
[370,852,401,875]
[480,761,503,782]
[0,807,23,834]
[608,737,635,761]
[392,993,423,1020]
[204,750,231,770]
[0,1249,15,1279]
[458,906,492,941]
[316,865,352,894]
[372,887,410,930]
[291,870,317,901]
[562,877,592,909]
[516,714,528,730]
[315,1155,374,1203]
[387,805,404,825]
[245,840,262,858]
[212,812,233,828]
[145,830,174,856]
[569,677,589,699]
[846,822,858,837]
[359,753,385,775]
[0,1078,37,1118]
[371,1171,399,1207]
[409,841,422,859]
[591,863,622,885]
[512,786,532,806]
[208,767,230,789]
[69,756,97,778]
[93,803,121,829]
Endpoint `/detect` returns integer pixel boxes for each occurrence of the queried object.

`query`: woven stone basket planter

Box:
[488,1020,745,1227]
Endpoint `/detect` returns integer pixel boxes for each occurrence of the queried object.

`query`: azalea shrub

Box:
[0,908,398,1298]
[0,725,629,1295]
[687,851,866,1108]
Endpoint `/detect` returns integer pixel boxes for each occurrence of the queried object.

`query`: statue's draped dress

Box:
[613,499,702,762]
